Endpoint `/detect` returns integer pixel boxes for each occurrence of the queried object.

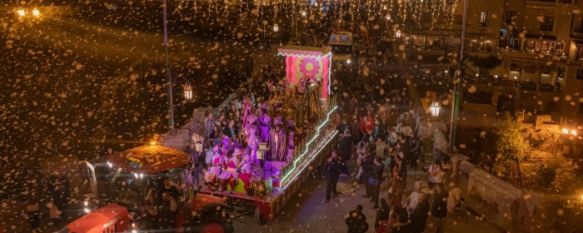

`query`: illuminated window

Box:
[480,11,488,26]
[540,16,554,31]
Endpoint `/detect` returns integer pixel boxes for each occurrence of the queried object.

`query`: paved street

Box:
[233,166,503,233]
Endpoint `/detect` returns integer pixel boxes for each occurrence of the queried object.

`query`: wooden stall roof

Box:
[108,144,190,174]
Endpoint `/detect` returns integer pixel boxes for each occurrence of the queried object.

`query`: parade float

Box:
[190,46,339,223]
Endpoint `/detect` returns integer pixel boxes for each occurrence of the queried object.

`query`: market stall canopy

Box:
[108,144,191,174]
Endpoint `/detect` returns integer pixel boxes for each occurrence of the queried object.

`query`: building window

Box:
[540,16,554,31]
[480,11,488,26]
[505,11,516,25]
[576,69,583,80]
[577,46,583,60]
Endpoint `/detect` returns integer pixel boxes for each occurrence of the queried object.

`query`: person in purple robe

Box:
[269,117,287,161]
[258,104,271,143]
[286,120,296,162]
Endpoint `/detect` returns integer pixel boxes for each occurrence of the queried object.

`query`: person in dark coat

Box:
[432,184,448,233]
[390,206,411,233]
[370,156,384,209]
[361,153,375,198]
[337,130,353,175]
[324,151,342,202]
[374,198,390,232]
[345,204,369,233]
[410,194,429,233]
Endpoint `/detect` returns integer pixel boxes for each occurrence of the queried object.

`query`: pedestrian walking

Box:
[431,184,448,233]
[428,159,446,190]
[25,196,41,233]
[410,194,430,233]
[345,204,369,233]
[389,206,411,233]
[337,130,353,176]
[374,198,390,233]
[324,150,342,202]
[361,153,374,198]
[370,156,384,209]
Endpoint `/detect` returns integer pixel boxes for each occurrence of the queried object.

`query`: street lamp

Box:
[16,8,26,17]
[346,59,352,64]
[563,128,578,136]
[32,8,40,17]
[273,23,279,32]
[162,0,175,134]
[449,0,468,151]
[183,82,193,101]
[430,102,441,117]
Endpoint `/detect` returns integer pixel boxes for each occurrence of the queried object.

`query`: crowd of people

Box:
[316,86,462,233]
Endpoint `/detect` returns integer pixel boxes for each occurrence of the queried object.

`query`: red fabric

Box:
[360,116,374,134]
[376,220,387,233]
[239,173,252,189]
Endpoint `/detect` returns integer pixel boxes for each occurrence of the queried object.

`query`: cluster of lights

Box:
[133,172,145,179]
[273,24,279,32]
[83,200,91,213]
[16,8,41,18]
[562,128,578,136]
[429,101,441,117]
[280,106,338,189]
[183,82,193,101]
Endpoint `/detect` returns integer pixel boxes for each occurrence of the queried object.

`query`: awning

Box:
[277,45,332,58]
[108,144,190,174]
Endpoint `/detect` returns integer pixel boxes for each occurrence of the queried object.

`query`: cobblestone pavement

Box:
[233,168,503,233]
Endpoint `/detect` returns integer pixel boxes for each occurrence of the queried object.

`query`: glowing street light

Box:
[32,8,40,17]
[17,8,26,17]
[183,82,193,101]
[562,128,577,136]
[430,102,441,117]
[300,10,307,17]
[273,23,279,32]
[346,59,351,64]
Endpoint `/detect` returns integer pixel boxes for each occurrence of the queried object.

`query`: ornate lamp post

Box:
[183,82,193,101]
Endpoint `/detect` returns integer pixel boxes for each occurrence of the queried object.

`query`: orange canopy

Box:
[108,144,191,174]
[66,204,129,233]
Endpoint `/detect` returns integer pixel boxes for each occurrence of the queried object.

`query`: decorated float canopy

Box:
[278,46,332,100]
[108,144,191,174]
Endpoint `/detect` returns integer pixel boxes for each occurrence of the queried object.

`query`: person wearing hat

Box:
[269,117,287,161]
[258,105,271,143]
